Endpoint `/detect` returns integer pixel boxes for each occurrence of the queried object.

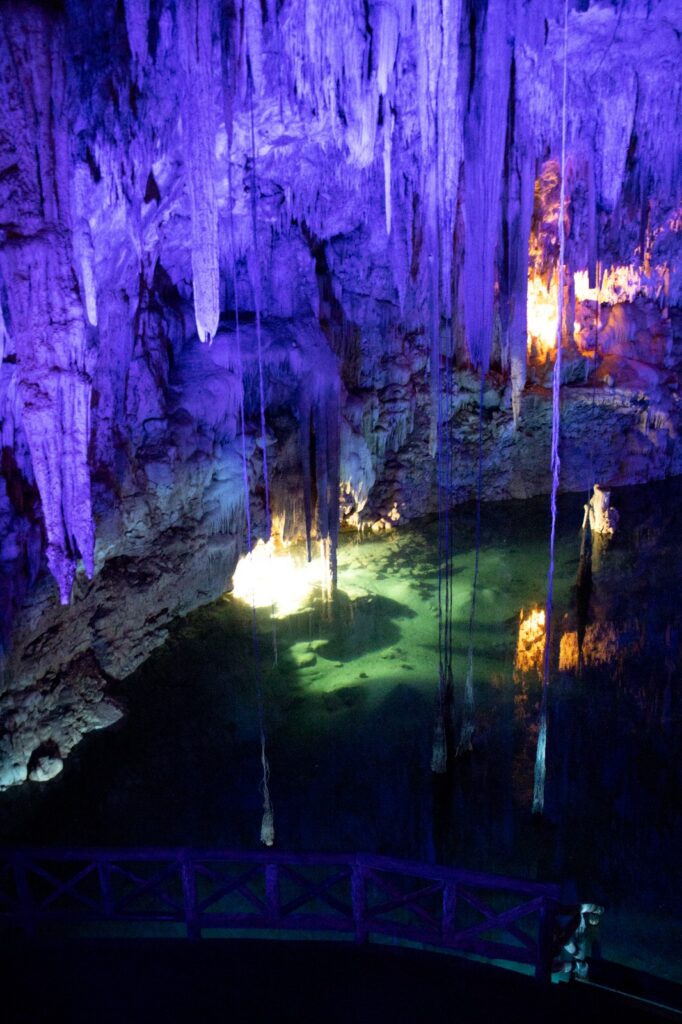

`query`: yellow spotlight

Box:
[231,538,330,617]
[526,275,559,357]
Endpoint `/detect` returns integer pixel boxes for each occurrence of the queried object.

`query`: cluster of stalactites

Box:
[460,0,510,372]
[177,0,220,344]
[0,5,95,605]
[109,0,681,371]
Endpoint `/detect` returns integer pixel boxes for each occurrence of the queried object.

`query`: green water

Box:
[1,482,681,980]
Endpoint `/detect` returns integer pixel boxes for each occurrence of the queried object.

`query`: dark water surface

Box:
[1,481,681,979]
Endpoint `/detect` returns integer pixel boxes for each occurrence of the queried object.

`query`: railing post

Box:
[352,860,368,944]
[98,858,114,918]
[442,882,457,943]
[265,863,279,925]
[180,851,200,940]
[13,850,35,938]
[535,896,557,984]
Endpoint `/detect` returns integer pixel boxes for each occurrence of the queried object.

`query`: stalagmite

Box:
[178,0,220,344]
[582,485,619,536]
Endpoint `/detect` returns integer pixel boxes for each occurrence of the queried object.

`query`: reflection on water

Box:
[515,608,546,676]
[559,622,622,671]
[1,480,681,979]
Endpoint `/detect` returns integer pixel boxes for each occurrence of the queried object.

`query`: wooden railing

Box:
[0,848,562,982]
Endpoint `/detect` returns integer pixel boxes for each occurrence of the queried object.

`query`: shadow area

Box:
[281,590,417,664]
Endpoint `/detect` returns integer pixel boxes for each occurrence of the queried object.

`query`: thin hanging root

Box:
[457,371,484,759]
[456,656,475,757]
[430,706,448,774]
[259,746,275,846]
[260,801,275,847]
[532,707,547,817]
[532,0,569,818]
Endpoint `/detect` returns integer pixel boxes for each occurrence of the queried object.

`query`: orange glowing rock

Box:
[515,607,546,675]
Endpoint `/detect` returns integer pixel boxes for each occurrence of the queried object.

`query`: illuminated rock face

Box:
[0,0,681,783]
[0,0,680,599]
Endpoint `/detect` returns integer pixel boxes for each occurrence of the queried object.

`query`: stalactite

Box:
[597,66,637,213]
[461,0,511,371]
[243,0,264,94]
[295,324,341,582]
[587,149,598,288]
[227,157,252,554]
[178,0,220,344]
[73,165,98,327]
[374,1,399,97]
[320,380,340,586]
[0,7,95,604]
[436,0,462,321]
[299,397,314,560]
[124,0,149,69]
[383,106,394,236]
[503,39,535,427]
[509,155,534,425]
[248,87,272,541]
[0,295,9,367]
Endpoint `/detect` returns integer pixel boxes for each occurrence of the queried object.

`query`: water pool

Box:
[1,481,681,980]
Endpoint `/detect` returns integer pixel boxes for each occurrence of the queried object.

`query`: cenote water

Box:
[1,481,681,981]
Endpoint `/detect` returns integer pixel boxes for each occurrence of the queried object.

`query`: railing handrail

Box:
[0,846,563,983]
[0,847,561,898]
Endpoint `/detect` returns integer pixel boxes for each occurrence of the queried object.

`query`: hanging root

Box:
[259,746,275,846]
[456,655,475,757]
[532,707,547,816]
[260,799,275,847]
[430,706,448,774]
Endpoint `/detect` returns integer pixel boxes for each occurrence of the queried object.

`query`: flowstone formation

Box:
[0,0,681,786]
